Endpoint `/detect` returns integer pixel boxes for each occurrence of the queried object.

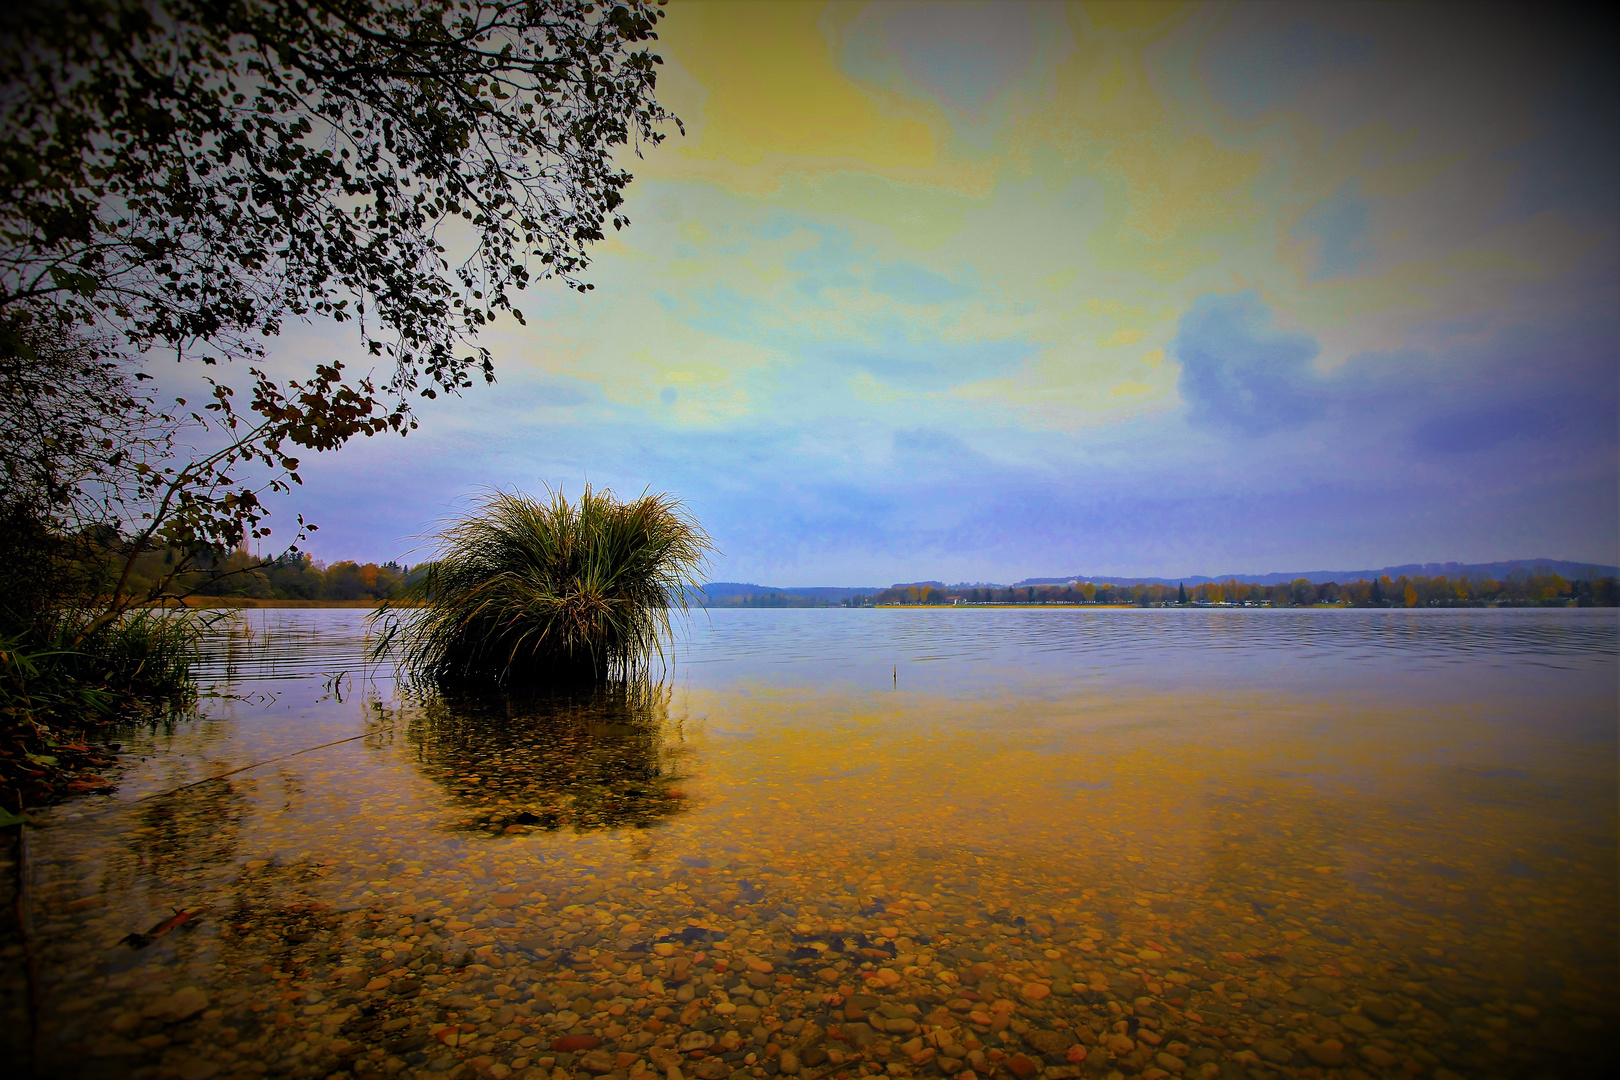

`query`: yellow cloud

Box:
[660,1,935,170]
[1446,249,1540,274]
[662,361,731,385]
[536,320,774,427]
[851,371,903,404]
[646,4,1002,250]
[651,0,1259,273]
[1080,1,1189,33]
[991,3,1264,280]
[1100,327,1146,347]
[665,258,716,280]
[581,0,1576,436]
[1098,56,1128,105]
[739,257,786,284]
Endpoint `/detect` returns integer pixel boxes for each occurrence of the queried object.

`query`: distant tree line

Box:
[167,551,408,602]
[35,539,411,604]
[848,585,949,606]
[714,592,833,608]
[850,572,1618,608]
[196,552,409,602]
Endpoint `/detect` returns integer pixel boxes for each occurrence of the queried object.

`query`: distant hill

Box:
[700,582,882,604]
[1015,558,1619,588]
[698,560,1615,604]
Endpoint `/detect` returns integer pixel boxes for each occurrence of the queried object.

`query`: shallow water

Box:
[6,608,1616,1080]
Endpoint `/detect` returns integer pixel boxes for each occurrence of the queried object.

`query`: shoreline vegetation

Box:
[161,568,1620,610]
[0,606,204,818]
[164,593,1616,611]
[715,571,1619,609]
[164,597,402,609]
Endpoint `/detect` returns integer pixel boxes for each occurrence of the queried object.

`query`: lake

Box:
[6,608,1615,1080]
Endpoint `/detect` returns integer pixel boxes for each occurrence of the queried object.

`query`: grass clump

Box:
[1,608,204,814]
[382,487,713,687]
[0,504,209,814]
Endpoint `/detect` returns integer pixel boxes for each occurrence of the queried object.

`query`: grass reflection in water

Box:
[404,681,692,835]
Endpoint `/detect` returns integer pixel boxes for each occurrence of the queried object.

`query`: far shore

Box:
[152,597,405,609]
[149,598,1575,612]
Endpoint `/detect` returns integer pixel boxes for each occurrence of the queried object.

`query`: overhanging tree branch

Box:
[1,0,677,605]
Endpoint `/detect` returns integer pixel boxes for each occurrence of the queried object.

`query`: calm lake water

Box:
[6,608,1616,1080]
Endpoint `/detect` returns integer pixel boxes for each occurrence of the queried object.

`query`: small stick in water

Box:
[122,905,211,949]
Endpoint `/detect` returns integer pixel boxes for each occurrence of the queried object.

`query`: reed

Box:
[2,606,204,811]
[383,488,713,687]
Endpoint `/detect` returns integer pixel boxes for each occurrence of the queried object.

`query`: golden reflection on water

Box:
[402,685,692,834]
[7,671,1615,1080]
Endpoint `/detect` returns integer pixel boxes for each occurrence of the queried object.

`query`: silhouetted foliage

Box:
[1,0,678,605]
[0,1,678,802]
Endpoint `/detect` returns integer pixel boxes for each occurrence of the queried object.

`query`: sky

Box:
[259,1,1618,585]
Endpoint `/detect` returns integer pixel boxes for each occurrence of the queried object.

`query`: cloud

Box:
[877,1,1037,114]
[1410,403,1550,456]
[1171,291,1325,435]
[871,263,974,306]
[1171,289,1618,463]
[528,380,595,408]
[785,227,866,297]
[656,1,935,172]
[1491,45,1620,224]
[803,327,1033,395]
[1294,180,1375,280]
[1401,323,1619,456]
[1199,17,1374,121]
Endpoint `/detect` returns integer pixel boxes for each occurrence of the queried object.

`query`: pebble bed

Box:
[3,616,1614,1080]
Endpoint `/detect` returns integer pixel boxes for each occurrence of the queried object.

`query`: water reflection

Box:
[11,610,1615,1080]
[127,778,250,884]
[402,681,692,834]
